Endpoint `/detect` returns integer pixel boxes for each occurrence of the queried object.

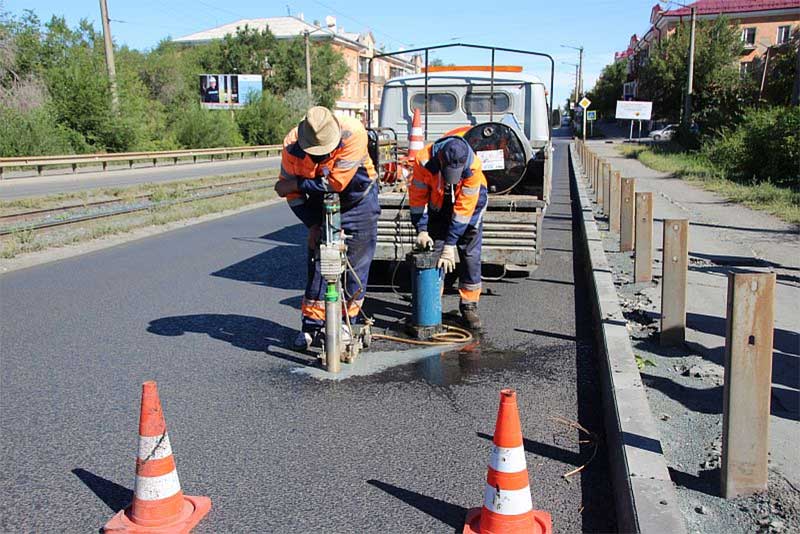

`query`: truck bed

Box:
[374,192,546,269]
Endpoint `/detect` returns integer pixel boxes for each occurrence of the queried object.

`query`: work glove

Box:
[275,177,299,197]
[307,225,321,249]
[438,245,456,274]
[415,231,433,251]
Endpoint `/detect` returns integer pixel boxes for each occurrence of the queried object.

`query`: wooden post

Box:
[634,192,653,282]
[602,163,612,216]
[610,171,621,232]
[721,272,776,499]
[597,160,605,210]
[660,219,688,345]
[620,178,636,251]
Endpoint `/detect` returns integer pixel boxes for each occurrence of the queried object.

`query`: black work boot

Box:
[460,302,482,330]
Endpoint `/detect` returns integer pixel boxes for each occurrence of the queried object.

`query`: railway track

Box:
[0,176,277,237]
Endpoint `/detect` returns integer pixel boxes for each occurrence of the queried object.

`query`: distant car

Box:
[649,124,677,141]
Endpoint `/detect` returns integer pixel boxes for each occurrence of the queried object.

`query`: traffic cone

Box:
[408,108,424,161]
[463,389,552,534]
[104,381,211,533]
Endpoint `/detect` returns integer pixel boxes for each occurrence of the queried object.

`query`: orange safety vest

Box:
[280,115,377,225]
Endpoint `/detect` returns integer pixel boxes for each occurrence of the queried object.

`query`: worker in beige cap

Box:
[275,106,380,350]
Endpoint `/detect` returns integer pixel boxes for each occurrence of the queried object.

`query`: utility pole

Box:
[98,0,119,111]
[304,30,312,98]
[578,46,584,97]
[683,6,696,126]
[574,64,579,103]
[792,43,799,105]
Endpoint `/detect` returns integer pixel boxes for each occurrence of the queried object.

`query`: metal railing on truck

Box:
[0,144,284,179]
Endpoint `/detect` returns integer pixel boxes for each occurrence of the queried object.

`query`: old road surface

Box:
[0,129,617,533]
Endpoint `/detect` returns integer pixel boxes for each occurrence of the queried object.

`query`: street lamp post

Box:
[562,61,580,105]
[561,44,584,98]
[661,1,697,126]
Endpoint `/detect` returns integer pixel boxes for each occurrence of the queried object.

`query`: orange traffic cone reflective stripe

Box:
[463,389,552,534]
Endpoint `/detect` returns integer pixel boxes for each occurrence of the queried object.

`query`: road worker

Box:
[274,106,380,350]
[409,134,488,330]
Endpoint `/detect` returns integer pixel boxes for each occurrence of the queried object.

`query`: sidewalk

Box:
[586,139,799,533]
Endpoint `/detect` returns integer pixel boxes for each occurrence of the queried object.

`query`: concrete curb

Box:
[568,142,686,534]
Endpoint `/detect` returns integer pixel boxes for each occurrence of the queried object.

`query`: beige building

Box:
[174,15,422,122]
[619,0,800,99]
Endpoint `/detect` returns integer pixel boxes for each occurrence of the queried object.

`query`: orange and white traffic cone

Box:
[407,107,424,162]
[463,389,552,534]
[104,381,211,533]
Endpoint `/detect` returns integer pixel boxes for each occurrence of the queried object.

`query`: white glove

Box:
[438,245,456,274]
[415,231,434,251]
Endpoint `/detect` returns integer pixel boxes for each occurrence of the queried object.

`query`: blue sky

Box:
[5,0,665,107]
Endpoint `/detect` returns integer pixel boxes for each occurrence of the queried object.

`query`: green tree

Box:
[636,17,743,135]
[235,91,300,145]
[747,30,800,106]
[265,37,348,108]
[587,60,627,117]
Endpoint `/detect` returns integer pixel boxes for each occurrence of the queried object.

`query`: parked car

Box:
[649,124,677,141]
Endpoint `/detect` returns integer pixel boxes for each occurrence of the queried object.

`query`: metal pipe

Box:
[325,283,341,373]
[424,49,429,141]
[490,49,495,123]
[367,57,373,128]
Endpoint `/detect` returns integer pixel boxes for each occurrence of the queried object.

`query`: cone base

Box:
[103,495,211,533]
[462,507,552,534]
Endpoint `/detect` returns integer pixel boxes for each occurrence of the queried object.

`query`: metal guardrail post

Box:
[609,171,621,233]
[602,163,611,216]
[634,192,653,282]
[721,271,776,499]
[620,178,635,252]
[660,219,688,345]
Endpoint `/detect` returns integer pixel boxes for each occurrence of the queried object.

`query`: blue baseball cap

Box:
[439,138,470,185]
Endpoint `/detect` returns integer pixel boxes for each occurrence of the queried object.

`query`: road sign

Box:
[579,97,591,109]
[587,110,597,121]
[615,100,653,120]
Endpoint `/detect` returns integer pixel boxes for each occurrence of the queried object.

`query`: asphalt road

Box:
[0,130,616,532]
[0,157,280,200]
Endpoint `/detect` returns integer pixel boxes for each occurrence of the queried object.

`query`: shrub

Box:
[704,106,800,187]
[0,106,88,156]
[235,91,301,146]
[172,104,243,148]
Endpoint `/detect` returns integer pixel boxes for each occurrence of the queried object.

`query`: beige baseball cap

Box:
[298,106,341,156]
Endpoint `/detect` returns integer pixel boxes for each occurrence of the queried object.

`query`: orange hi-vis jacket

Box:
[409,136,488,246]
[280,115,377,227]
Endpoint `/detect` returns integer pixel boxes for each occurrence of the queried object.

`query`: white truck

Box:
[367,44,555,272]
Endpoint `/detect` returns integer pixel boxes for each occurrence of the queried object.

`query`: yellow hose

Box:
[372,324,473,346]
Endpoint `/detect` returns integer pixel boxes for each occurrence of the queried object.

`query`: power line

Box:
[308,0,412,49]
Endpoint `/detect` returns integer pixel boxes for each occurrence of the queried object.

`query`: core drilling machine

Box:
[317,192,371,372]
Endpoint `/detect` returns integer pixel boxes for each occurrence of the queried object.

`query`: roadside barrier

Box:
[407,108,424,162]
[574,139,779,502]
[103,381,211,533]
[463,389,552,534]
[0,145,283,179]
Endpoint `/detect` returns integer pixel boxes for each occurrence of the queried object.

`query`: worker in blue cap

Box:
[408,132,488,329]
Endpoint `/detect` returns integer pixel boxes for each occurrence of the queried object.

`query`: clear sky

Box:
[5,0,665,107]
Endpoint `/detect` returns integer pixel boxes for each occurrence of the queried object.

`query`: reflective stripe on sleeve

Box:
[288,197,306,207]
[461,185,480,196]
[488,445,526,473]
[453,213,471,224]
[410,206,426,215]
[411,179,429,190]
[137,434,173,461]
[134,471,182,501]
[281,165,298,179]
[483,484,533,515]
[335,157,366,170]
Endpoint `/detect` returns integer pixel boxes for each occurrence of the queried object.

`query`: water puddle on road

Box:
[293,336,568,386]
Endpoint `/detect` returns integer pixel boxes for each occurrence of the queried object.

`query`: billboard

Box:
[200,74,262,109]
[615,100,653,120]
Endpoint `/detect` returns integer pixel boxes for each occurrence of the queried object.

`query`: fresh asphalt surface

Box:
[0,129,616,532]
[0,157,280,199]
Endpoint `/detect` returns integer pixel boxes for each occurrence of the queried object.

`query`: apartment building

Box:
[174,15,422,122]
[617,0,800,99]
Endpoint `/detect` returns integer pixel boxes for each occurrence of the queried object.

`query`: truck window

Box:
[410,93,457,114]
[464,93,510,114]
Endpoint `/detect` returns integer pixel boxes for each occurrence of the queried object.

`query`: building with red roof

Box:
[622,0,799,100]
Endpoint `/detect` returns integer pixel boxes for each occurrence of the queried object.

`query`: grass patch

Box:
[617,144,800,223]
